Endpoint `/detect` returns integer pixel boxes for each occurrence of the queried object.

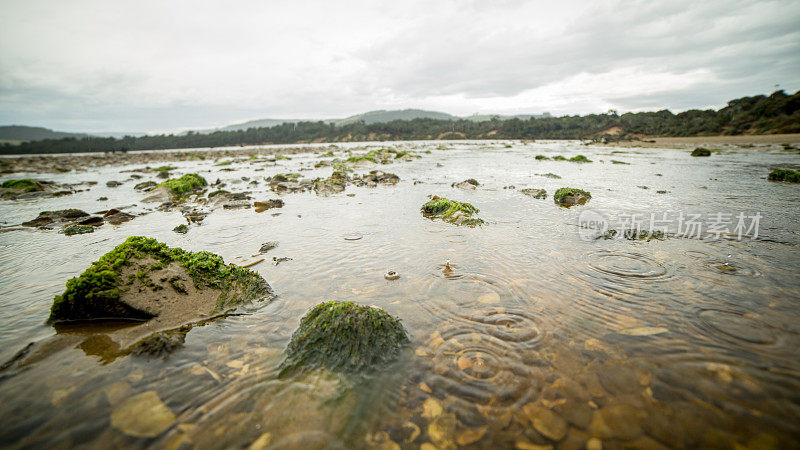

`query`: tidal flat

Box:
[1,139,799,449]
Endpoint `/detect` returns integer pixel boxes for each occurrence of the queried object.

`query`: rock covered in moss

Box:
[535,155,550,160]
[173,224,189,234]
[553,187,591,206]
[421,196,484,226]
[280,301,409,374]
[354,170,400,187]
[767,168,800,182]
[691,147,712,157]
[314,171,348,196]
[521,188,547,199]
[158,173,207,195]
[48,236,273,323]
[568,155,592,163]
[63,224,95,236]
[1,179,43,192]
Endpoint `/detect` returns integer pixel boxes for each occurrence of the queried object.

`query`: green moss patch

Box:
[768,169,800,182]
[553,155,568,161]
[691,147,712,157]
[535,155,550,160]
[569,155,592,163]
[280,301,409,375]
[63,225,95,236]
[1,179,43,192]
[157,173,207,196]
[421,196,484,226]
[49,236,271,323]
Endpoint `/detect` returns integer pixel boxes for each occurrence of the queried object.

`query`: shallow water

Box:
[1,140,799,448]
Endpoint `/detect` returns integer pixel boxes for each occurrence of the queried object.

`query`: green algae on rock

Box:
[48,236,272,323]
[521,188,547,199]
[691,147,712,157]
[280,301,409,375]
[535,155,550,160]
[421,196,484,226]
[157,173,207,196]
[553,155,568,161]
[569,155,592,163]
[767,168,800,182]
[1,179,43,192]
[173,224,189,234]
[553,187,591,206]
[314,171,348,196]
[63,225,95,236]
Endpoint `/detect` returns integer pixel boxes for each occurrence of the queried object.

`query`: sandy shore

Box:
[602,133,800,149]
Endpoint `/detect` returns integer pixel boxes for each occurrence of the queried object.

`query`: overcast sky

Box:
[1,0,799,133]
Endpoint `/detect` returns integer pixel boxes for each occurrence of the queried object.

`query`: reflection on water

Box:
[1,140,799,448]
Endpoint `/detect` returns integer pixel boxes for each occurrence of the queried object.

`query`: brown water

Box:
[1,140,799,449]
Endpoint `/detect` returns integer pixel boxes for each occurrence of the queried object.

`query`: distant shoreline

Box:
[599,133,800,149]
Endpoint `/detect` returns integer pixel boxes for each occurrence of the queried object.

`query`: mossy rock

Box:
[521,188,547,199]
[553,187,591,206]
[280,301,409,375]
[569,155,592,163]
[535,155,550,160]
[63,225,95,236]
[553,155,568,161]
[173,224,189,234]
[48,236,272,323]
[767,169,800,183]
[1,179,43,192]
[691,147,712,157]
[157,173,207,196]
[421,196,483,226]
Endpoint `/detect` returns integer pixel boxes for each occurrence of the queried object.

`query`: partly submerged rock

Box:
[453,178,479,190]
[22,209,89,227]
[63,224,95,236]
[521,188,547,199]
[144,173,207,202]
[48,236,273,324]
[173,224,189,234]
[254,199,284,212]
[314,171,347,196]
[421,196,484,226]
[354,170,400,187]
[691,147,712,157]
[767,168,800,182]
[568,155,592,163]
[280,301,409,375]
[553,187,591,207]
[134,181,158,192]
[103,208,135,225]
[1,179,44,192]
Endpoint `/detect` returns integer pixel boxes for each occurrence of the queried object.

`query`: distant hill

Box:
[335,109,457,126]
[0,125,89,142]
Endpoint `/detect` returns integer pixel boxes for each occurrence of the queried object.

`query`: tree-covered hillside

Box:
[2,90,798,154]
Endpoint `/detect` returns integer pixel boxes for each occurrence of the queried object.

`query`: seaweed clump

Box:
[48,236,271,323]
[691,147,712,157]
[767,169,800,183]
[280,301,409,375]
[568,155,592,163]
[421,196,484,226]
[1,179,43,192]
[157,173,207,196]
[553,187,591,206]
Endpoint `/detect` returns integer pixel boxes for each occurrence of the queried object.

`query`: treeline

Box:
[2,90,798,154]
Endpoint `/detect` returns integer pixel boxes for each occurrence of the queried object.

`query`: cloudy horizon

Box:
[1,0,799,134]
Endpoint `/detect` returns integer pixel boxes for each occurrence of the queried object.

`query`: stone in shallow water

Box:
[111,391,175,438]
